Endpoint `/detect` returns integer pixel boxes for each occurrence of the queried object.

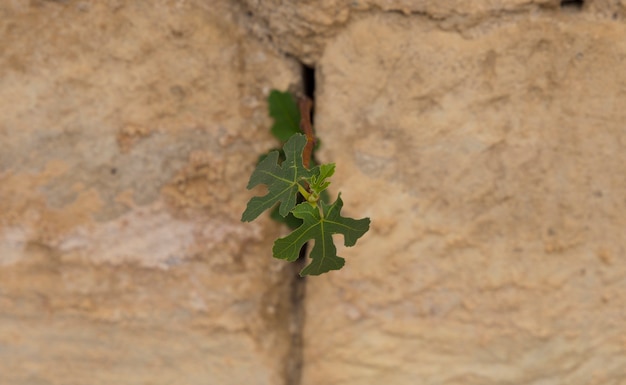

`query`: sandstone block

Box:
[304,12,626,384]
[238,0,558,64]
[0,1,300,384]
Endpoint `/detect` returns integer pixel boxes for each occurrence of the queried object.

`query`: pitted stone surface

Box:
[0,1,300,384]
[303,13,626,385]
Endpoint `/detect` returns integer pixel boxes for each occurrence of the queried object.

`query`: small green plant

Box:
[241,90,370,276]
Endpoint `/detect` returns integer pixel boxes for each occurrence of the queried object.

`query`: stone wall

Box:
[0,1,301,384]
[1,1,626,384]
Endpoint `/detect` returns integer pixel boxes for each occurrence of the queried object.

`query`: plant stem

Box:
[297,184,311,201]
[298,96,315,169]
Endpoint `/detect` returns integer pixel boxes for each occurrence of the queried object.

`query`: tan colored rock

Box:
[304,12,626,384]
[0,1,301,384]
[238,0,559,64]
[5,0,626,383]
[586,0,626,18]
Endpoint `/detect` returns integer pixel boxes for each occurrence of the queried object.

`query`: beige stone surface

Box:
[0,1,301,384]
[304,12,626,385]
[4,0,626,384]
[238,0,562,64]
[586,0,626,18]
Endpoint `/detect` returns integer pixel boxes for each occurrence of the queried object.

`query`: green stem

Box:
[297,183,311,201]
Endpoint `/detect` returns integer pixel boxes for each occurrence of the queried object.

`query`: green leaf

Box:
[268,90,301,142]
[319,189,331,204]
[272,194,370,276]
[309,163,335,197]
[242,134,318,222]
[270,204,303,230]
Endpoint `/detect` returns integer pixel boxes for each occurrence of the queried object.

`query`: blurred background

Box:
[1,1,625,384]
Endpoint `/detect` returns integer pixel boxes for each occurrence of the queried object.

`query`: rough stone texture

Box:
[237,0,564,64]
[304,11,626,385]
[0,1,301,384]
[4,0,626,384]
[587,0,626,18]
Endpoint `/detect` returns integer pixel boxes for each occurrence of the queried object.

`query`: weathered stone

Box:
[304,12,626,384]
[237,0,560,64]
[586,0,626,18]
[4,0,626,383]
[0,1,300,384]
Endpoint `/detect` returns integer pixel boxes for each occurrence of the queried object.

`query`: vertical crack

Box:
[560,0,584,10]
[285,247,307,385]
[285,63,316,385]
[302,65,316,114]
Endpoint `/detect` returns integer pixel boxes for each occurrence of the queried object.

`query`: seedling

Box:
[241,90,370,276]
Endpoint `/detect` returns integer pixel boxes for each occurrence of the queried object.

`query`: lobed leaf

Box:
[272,194,370,276]
[309,163,335,197]
[241,134,318,222]
[268,90,301,142]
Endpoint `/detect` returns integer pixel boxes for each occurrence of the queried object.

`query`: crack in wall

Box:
[284,63,316,385]
[285,248,307,385]
[237,0,610,66]
[560,0,585,9]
